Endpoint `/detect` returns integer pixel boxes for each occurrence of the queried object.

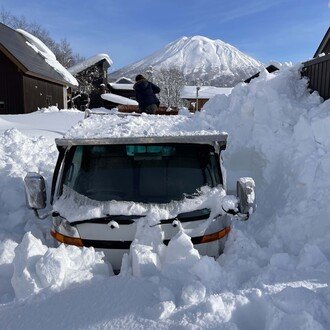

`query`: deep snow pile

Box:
[64,110,224,139]
[0,66,329,328]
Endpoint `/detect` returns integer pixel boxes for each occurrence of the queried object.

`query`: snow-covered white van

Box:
[24,112,255,270]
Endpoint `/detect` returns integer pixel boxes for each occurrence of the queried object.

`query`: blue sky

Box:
[1,0,329,71]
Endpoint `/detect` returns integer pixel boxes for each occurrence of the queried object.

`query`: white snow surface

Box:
[68,54,113,75]
[0,65,330,329]
[54,185,226,231]
[109,35,264,86]
[17,29,78,86]
[63,111,224,139]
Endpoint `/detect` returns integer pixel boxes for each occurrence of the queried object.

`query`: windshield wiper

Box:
[70,214,145,226]
[158,208,211,224]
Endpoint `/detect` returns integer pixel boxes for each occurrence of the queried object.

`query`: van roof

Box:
[56,112,228,149]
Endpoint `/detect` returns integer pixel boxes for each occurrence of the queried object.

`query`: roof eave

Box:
[25,70,74,87]
[313,27,330,58]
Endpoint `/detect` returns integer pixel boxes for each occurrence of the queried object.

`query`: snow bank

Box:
[12,232,110,300]
[0,65,330,328]
[64,111,224,139]
[0,111,84,302]
[115,64,330,327]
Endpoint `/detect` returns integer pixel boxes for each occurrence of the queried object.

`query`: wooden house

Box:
[301,26,330,100]
[0,23,77,114]
[68,54,112,109]
[180,86,233,111]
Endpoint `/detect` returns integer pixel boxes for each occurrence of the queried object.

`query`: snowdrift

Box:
[0,66,329,328]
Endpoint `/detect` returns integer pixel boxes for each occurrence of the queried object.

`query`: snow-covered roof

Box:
[69,54,113,75]
[109,83,134,90]
[180,86,233,99]
[16,29,78,86]
[114,77,134,84]
[59,112,227,142]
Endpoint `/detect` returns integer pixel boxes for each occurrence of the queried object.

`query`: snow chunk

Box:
[164,231,200,266]
[145,300,176,320]
[181,280,206,306]
[11,233,110,300]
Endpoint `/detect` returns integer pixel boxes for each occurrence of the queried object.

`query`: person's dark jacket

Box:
[133,79,160,108]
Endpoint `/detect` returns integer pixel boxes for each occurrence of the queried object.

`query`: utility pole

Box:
[196,79,201,111]
[146,65,153,82]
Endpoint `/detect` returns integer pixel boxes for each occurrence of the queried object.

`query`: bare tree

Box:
[153,67,186,108]
[0,8,84,68]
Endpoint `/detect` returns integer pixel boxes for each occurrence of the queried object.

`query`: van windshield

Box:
[61,144,222,203]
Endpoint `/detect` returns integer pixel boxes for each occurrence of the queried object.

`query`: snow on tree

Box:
[152,67,186,108]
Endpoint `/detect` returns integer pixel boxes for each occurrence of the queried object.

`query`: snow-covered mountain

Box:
[109,36,263,86]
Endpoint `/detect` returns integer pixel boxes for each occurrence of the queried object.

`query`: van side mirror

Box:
[237,177,256,217]
[24,172,47,210]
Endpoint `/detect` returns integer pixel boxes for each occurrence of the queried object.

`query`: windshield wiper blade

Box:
[70,214,145,226]
[158,208,211,224]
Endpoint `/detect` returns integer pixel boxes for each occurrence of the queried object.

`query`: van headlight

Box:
[52,215,80,238]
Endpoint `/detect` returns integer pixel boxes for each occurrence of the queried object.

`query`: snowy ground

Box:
[0,66,329,329]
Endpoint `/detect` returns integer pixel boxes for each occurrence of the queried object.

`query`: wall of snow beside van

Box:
[202,65,330,253]
[198,65,330,326]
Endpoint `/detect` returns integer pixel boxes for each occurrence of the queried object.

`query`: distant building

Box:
[105,77,136,109]
[302,26,330,100]
[113,77,134,84]
[68,54,112,109]
[180,86,233,111]
[244,64,279,83]
[0,23,77,114]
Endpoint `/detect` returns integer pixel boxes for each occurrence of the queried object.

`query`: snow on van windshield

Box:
[53,184,228,228]
[63,111,227,139]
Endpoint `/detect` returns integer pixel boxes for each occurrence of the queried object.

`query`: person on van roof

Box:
[133,74,160,114]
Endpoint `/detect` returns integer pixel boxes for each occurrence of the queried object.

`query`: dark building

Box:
[301,26,330,100]
[103,77,136,109]
[68,54,112,109]
[244,64,279,83]
[0,23,76,114]
[313,27,330,58]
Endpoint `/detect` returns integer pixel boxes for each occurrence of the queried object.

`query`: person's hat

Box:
[135,74,145,82]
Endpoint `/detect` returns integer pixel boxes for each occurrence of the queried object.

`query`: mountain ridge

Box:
[109,35,264,86]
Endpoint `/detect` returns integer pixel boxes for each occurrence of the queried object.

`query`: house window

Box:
[46,95,52,106]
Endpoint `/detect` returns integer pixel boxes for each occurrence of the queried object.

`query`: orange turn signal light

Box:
[200,226,231,244]
[51,230,84,247]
